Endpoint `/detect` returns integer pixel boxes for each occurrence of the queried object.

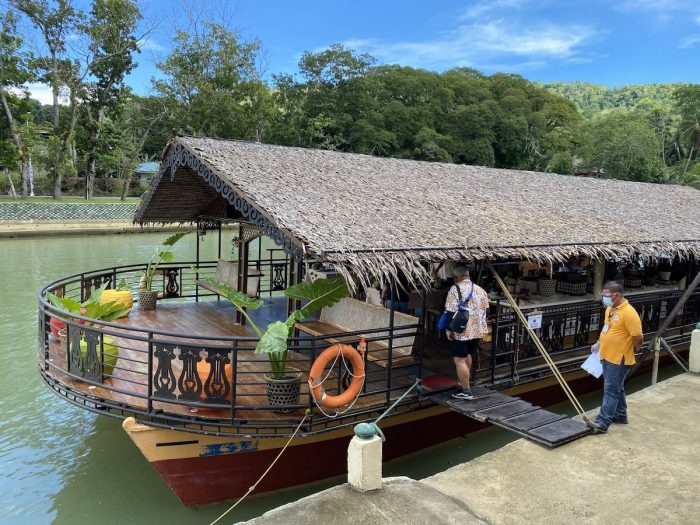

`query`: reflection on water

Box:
[0,232,680,524]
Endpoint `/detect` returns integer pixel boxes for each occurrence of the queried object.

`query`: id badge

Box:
[602,324,609,334]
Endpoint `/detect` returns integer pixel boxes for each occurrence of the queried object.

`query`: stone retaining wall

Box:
[0,202,138,222]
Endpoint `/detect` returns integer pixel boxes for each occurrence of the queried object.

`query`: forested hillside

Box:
[1,3,699,200]
[543,82,678,118]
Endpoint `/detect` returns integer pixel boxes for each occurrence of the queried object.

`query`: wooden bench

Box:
[196,259,263,298]
[296,298,419,367]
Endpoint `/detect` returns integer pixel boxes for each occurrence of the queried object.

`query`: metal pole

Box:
[651,337,660,385]
[387,283,396,403]
[654,270,700,339]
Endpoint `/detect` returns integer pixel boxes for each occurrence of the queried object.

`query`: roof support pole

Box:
[593,259,605,298]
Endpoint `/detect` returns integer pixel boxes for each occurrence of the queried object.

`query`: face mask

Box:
[601,295,614,308]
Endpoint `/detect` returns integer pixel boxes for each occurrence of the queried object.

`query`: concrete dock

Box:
[238,373,700,525]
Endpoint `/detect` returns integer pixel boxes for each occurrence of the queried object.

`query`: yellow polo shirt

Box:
[599,300,643,365]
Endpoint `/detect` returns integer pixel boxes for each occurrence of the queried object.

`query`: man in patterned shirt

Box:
[445,266,490,400]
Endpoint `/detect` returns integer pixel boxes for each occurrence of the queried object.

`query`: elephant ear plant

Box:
[194,272,350,380]
[45,283,131,379]
[46,282,132,324]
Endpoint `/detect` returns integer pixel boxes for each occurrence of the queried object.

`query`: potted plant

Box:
[46,283,131,379]
[195,271,349,411]
[139,232,189,310]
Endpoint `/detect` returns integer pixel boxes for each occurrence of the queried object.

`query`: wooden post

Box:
[593,259,605,298]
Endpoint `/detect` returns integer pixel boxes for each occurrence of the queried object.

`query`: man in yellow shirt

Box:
[588,281,643,433]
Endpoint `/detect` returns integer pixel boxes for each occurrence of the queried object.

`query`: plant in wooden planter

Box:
[46,283,131,380]
[194,270,349,410]
[139,232,190,310]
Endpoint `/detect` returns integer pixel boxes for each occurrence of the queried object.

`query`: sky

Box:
[21,0,700,104]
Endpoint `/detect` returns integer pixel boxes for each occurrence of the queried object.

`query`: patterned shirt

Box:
[445,280,489,341]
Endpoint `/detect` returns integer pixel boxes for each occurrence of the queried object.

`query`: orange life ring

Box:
[308,344,365,409]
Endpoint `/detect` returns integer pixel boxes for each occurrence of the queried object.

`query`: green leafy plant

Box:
[46,282,131,324]
[194,271,350,379]
[143,232,190,290]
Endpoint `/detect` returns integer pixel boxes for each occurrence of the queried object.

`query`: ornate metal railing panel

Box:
[481,288,698,387]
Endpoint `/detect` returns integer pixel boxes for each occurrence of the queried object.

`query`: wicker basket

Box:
[538,278,557,296]
[265,371,302,412]
[624,278,642,288]
[138,290,158,310]
[556,280,587,296]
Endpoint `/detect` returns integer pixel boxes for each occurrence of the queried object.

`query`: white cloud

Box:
[461,0,528,20]
[343,21,596,71]
[10,83,58,105]
[618,0,686,11]
[616,1,700,24]
[139,38,166,52]
[679,35,700,48]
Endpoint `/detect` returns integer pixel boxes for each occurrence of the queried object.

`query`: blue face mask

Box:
[601,295,614,308]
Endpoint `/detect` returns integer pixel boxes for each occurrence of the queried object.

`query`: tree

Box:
[154,22,268,141]
[585,111,664,182]
[13,0,78,198]
[82,0,141,199]
[298,44,375,86]
[672,85,700,179]
[0,10,33,197]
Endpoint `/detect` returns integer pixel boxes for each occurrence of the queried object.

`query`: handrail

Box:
[37,263,425,437]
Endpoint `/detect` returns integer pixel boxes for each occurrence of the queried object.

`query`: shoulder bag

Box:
[448,282,474,333]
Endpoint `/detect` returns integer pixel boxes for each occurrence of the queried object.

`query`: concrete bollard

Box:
[689,325,700,374]
[347,434,382,492]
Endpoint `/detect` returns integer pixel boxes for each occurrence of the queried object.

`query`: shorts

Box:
[451,338,480,358]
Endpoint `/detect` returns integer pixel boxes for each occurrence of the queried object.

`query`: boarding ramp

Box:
[430,386,592,447]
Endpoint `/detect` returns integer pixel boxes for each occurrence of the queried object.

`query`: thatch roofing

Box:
[135,136,700,285]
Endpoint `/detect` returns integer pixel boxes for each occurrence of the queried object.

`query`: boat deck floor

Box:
[45,298,419,424]
[430,386,592,447]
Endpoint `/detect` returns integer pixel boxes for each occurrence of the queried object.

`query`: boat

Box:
[37,136,700,505]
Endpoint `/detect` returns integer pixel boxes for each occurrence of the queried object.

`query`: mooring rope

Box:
[209,409,312,525]
[488,264,588,420]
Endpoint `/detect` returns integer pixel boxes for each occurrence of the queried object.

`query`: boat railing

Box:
[38,263,424,437]
[481,288,699,386]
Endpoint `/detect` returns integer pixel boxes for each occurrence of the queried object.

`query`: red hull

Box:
[152,371,608,506]
[153,409,482,506]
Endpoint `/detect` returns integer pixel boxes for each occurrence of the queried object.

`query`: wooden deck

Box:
[44,299,417,424]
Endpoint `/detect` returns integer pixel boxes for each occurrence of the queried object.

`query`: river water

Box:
[0,232,676,524]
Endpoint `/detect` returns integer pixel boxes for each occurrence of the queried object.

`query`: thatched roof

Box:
[135,136,700,286]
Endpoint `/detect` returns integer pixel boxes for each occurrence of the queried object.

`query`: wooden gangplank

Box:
[430,386,592,447]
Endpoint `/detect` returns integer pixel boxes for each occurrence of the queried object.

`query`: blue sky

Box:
[22,0,700,102]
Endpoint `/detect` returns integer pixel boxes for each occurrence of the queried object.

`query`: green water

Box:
[0,232,677,524]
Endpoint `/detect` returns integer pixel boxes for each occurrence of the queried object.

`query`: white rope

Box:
[488,264,588,419]
[308,345,366,418]
[209,409,312,525]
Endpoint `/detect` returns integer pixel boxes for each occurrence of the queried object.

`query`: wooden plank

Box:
[527,418,592,446]
[296,320,417,368]
[499,410,567,431]
[473,399,536,421]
